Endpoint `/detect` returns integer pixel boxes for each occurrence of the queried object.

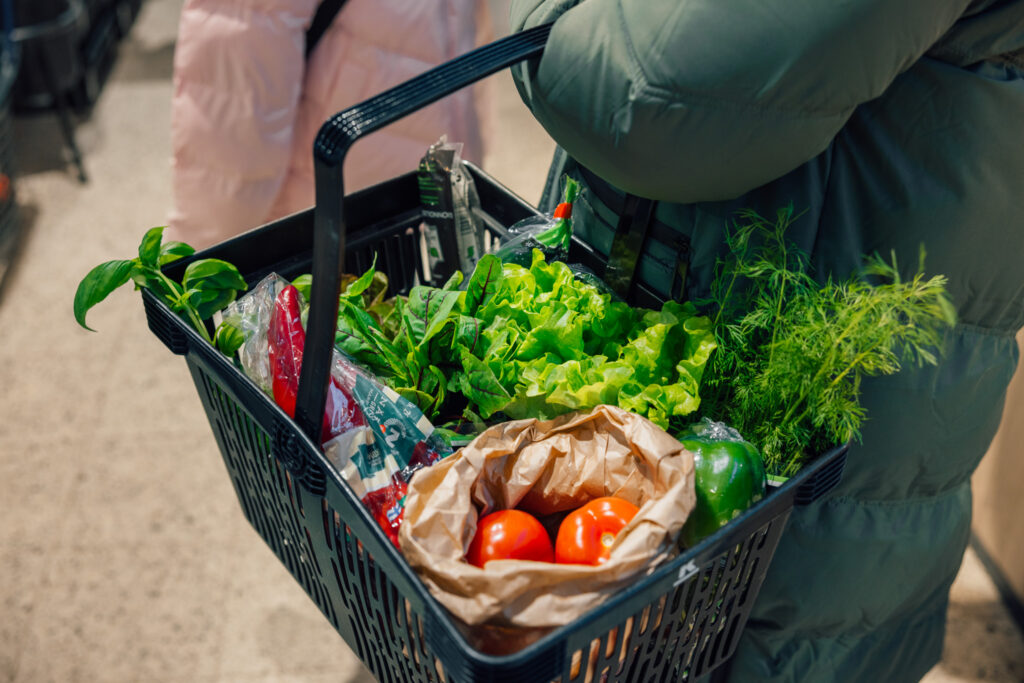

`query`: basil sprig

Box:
[74,227,247,355]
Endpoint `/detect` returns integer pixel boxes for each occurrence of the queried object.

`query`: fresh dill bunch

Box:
[698,207,956,476]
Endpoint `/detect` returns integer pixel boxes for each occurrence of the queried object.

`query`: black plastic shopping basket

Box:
[142,25,848,683]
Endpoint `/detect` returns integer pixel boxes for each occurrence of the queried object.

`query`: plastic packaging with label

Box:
[417,136,484,284]
[221,274,452,548]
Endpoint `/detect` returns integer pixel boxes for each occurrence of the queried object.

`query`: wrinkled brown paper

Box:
[399,405,695,637]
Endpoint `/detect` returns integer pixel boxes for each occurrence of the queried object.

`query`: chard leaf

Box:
[426,320,457,364]
[406,287,461,344]
[335,313,378,363]
[459,349,512,418]
[365,271,391,306]
[446,369,464,393]
[465,254,503,314]
[423,294,459,345]
[442,270,464,291]
[397,388,438,415]
[336,299,405,376]
[455,316,485,356]
[368,299,401,336]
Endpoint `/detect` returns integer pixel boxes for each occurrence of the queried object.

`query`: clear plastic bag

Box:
[494,177,580,266]
[221,274,452,547]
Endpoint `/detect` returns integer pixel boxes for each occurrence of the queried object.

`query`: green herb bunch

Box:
[74,227,248,353]
[699,207,956,475]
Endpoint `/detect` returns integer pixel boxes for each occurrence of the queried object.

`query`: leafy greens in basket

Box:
[307,250,717,433]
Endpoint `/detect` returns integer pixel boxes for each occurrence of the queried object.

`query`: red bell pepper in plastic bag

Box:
[229,278,450,547]
[268,284,367,444]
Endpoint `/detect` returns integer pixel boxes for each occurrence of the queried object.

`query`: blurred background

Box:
[0,1,1021,681]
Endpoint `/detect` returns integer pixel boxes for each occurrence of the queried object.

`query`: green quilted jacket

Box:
[510,1,1024,681]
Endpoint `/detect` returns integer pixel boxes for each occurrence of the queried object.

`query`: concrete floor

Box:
[1,1,1022,681]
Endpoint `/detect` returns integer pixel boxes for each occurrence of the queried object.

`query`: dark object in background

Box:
[0,23,21,300]
[1,0,144,183]
[9,0,141,112]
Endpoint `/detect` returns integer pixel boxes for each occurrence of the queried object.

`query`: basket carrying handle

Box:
[293,23,552,443]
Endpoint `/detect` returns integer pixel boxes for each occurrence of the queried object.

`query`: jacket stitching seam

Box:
[951,321,1019,339]
[810,150,835,262]
[615,0,652,94]
[636,78,852,122]
[826,480,968,507]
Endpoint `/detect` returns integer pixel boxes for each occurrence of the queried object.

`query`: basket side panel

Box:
[326,512,443,683]
[187,358,447,682]
[185,361,349,639]
[545,511,792,683]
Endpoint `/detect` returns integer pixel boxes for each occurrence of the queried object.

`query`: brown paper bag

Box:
[399,405,695,637]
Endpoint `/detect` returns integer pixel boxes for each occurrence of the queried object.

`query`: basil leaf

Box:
[138,227,165,267]
[181,259,247,319]
[159,240,195,266]
[182,259,247,291]
[73,260,135,330]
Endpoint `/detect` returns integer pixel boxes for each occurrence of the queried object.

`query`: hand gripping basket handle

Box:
[294,23,552,442]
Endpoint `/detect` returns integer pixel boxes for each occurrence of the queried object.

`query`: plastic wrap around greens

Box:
[329,249,716,433]
[493,177,579,267]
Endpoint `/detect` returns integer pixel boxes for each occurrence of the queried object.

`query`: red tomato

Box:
[555,497,640,566]
[466,509,554,568]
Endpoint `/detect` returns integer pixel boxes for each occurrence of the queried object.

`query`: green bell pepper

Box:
[678,419,767,547]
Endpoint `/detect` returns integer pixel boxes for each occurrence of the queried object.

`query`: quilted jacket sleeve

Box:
[510,0,972,203]
[168,0,320,249]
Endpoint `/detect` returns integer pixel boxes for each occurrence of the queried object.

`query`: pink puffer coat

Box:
[168,0,491,249]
